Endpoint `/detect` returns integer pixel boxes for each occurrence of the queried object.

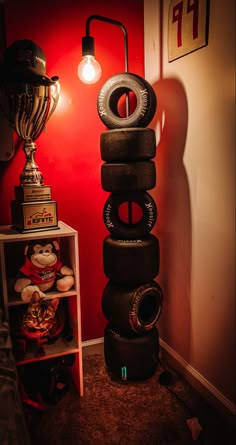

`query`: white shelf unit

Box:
[0,220,83,396]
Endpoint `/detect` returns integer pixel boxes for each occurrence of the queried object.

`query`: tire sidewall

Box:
[97,73,157,129]
[103,191,157,238]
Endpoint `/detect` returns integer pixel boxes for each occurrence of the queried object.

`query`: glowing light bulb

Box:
[77,55,102,84]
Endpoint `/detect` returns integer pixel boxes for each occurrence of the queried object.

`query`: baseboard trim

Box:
[82,337,104,357]
[159,338,236,424]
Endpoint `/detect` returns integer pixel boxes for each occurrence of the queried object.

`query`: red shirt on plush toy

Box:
[14,239,74,302]
[20,256,62,285]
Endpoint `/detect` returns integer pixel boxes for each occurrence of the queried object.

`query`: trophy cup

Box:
[0,39,60,233]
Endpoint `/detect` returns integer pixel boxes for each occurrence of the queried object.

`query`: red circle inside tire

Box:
[118,201,143,224]
[117,91,137,117]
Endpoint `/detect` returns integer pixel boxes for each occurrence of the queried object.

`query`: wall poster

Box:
[168,0,210,62]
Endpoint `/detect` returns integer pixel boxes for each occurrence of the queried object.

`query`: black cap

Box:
[1,39,59,86]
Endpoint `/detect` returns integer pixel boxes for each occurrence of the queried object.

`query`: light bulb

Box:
[77,55,102,84]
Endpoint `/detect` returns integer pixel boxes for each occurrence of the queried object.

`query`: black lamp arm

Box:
[85,14,129,73]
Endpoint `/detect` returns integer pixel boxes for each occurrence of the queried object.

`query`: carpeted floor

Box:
[26,353,235,445]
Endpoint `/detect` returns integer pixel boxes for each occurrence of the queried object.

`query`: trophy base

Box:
[11,199,59,233]
[14,185,52,202]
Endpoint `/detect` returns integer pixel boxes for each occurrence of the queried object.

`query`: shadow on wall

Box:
[150,78,192,362]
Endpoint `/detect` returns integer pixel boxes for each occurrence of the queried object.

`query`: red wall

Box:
[0,0,145,340]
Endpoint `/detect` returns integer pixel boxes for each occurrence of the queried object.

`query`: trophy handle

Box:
[48,81,60,120]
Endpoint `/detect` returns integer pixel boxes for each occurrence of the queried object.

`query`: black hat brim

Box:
[0,66,59,86]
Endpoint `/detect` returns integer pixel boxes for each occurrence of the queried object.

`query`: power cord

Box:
[158,358,204,443]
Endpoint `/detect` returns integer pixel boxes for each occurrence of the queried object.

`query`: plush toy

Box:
[14,238,75,302]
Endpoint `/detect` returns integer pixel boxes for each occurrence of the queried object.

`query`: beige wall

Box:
[144,0,235,414]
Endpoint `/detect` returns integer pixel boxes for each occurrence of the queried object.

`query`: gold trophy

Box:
[1,39,60,233]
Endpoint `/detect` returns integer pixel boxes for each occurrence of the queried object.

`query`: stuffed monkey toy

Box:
[14,239,74,302]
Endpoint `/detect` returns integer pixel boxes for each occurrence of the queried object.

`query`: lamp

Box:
[78,14,130,115]
[78,36,102,84]
[78,14,129,84]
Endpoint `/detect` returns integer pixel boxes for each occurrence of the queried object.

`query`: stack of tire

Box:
[97,73,163,381]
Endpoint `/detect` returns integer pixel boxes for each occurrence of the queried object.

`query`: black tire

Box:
[104,324,159,380]
[100,128,156,162]
[101,160,156,192]
[103,191,157,239]
[102,280,163,336]
[103,235,159,285]
[97,73,157,129]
